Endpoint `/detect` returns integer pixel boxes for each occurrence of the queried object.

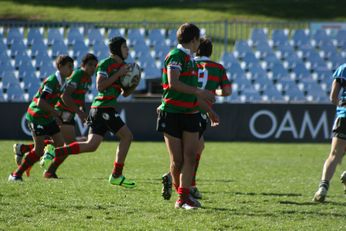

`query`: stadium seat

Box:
[227,62,246,81]
[108,28,125,39]
[241,52,260,68]
[153,42,170,60]
[127,28,145,46]
[250,28,268,46]
[248,63,267,79]
[6,83,26,102]
[51,40,68,58]
[132,42,151,59]
[142,62,161,80]
[311,29,330,48]
[335,29,346,48]
[292,62,311,80]
[292,29,310,49]
[93,41,109,60]
[271,29,289,47]
[240,87,262,102]
[220,52,238,70]
[148,29,166,47]
[283,85,306,102]
[263,85,285,102]
[0,90,5,102]
[27,27,44,46]
[67,27,85,46]
[72,41,89,59]
[6,27,24,46]
[39,63,56,79]
[167,29,177,47]
[87,28,104,46]
[1,71,20,89]
[233,76,252,91]
[255,41,273,58]
[234,40,252,59]
[47,28,64,45]
[270,62,289,80]
[31,39,49,58]
[9,40,27,58]
[319,42,338,60]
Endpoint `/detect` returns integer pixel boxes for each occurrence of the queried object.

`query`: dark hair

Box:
[196,37,213,57]
[81,53,98,66]
[176,23,200,44]
[55,55,74,68]
[108,36,126,60]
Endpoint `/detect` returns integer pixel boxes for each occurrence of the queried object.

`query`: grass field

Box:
[1,141,346,230]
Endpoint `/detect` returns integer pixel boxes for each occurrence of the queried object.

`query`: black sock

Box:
[319,180,329,190]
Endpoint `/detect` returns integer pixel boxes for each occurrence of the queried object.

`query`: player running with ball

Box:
[41,37,140,188]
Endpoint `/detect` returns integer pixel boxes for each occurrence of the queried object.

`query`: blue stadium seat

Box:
[262,52,281,70]
[6,83,26,102]
[93,41,109,60]
[22,72,40,90]
[35,52,53,69]
[142,62,161,80]
[292,29,310,49]
[227,62,246,81]
[319,42,338,60]
[67,27,84,46]
[283,85,306,102]
[27,81,40,100]
[148,29,166,47]
[132,42,151,59]
[270,62,289,80]
[240,87,262,102]
[271,29,289,47]
[9,40,27,58]
[242,52,259,68]
[153,42,170,60]
[292,62,311,80]
[335,30,346,48]
[14,53,33,69]
[328,54,345,71]
[6,27,24,46]
[234,40,252,58]
[27,27,44,46]
[304,50,326,70]
[0,90,5,102]
[167,29,177,47]
[284,53,303,70]
[31,39,49,58]
[39,63,55,80]
[47,28,64,45]
[220,52,238,70]
[127,28,145,46]
[87,28,104,46]
[72,41,89,59]
[248,64,266,79]
[1,71,20,89]
[233,76,252,91]
[51,40,68,58]
[311,29,330,48]
[263,85,285,102]
[108,28,125,39]
[250,28,268,47]
[125,53,136,63]
[255,41,273,57]
[18,64,37,82]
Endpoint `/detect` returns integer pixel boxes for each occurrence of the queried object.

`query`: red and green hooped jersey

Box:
[195,57,231,93]
[159,46,199,113]
[91,57,124,108]
[26,72,64,125]
[55,69,91,114]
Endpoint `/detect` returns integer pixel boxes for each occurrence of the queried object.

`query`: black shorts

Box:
[27,120,60,137]
[332,117,346,140]
[156,111,203,139]
[87,107,125,137]
[59,111,75,126]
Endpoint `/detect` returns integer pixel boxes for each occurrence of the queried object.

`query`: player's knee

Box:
[171,160,183,171]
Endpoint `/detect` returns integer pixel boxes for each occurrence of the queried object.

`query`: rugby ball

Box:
[120,63,141,88]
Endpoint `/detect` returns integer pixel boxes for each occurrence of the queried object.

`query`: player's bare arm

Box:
[330,79,341,106]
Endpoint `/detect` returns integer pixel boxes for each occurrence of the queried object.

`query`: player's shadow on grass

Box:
[280,200,346,207]
[234,192,302,197]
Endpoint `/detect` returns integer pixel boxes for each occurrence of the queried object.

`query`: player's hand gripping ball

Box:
[120,63,141,88]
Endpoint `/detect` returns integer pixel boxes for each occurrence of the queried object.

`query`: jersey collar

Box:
[55,71,63,86]
[177,44,193,56]
[194,56,210,62]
